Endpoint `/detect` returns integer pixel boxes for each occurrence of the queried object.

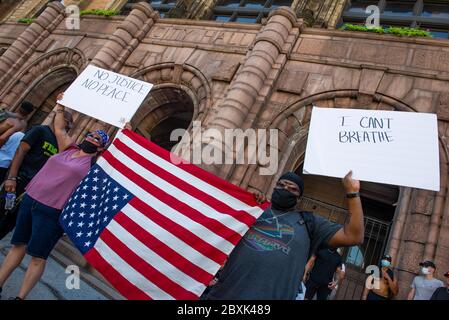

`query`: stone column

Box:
[208,7,301,133]
[86,2,158,132]
[394,189,435,299]
[204,7,302,180]
[90,2,157,72]
[0,1,65,96]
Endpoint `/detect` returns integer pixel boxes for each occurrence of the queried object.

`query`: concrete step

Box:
[51,236,125,300]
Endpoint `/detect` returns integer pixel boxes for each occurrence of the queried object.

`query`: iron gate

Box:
[299,197,392,300]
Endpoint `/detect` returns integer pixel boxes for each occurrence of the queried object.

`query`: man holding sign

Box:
[204,171,364,300]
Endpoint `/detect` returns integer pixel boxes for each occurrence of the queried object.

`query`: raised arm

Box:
[0,118,21,147]
[54,93,74,151]
[328,171,364,248]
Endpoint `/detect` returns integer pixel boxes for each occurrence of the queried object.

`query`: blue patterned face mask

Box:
[381,259,391,268]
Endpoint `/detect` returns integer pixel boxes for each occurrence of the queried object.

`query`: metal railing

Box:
[299,196,392,300]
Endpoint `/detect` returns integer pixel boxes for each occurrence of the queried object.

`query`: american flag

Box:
[60,129,268,300]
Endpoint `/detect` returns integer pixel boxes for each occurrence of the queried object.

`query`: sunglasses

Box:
[86,133,102,144]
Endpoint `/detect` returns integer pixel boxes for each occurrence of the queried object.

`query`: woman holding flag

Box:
[0,92,113,300]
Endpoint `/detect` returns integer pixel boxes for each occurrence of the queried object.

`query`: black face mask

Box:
[78,140,99,154]
[271,188,298,211]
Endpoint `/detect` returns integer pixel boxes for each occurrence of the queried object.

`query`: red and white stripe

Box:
[84,130,267,300]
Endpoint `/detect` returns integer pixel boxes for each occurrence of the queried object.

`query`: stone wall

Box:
[0,1,448,299]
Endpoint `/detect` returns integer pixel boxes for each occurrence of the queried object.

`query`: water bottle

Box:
[5,192,16,210]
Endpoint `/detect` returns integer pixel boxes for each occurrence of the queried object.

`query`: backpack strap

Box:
[298,210,316,259]
[298,210,315,241]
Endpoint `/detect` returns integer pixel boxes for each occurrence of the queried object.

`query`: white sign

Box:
[303,107,440,191]
[58,65,153,128]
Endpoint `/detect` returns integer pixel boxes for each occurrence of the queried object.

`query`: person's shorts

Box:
[11,194,63,260]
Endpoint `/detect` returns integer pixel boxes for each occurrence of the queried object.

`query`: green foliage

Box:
[340,23,432,38]
[386,26,432,37]
[17,18,35,24]
[80,9,119,17]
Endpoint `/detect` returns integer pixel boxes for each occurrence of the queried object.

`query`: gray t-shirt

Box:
[205,207,341,300]
[411,276,444,300]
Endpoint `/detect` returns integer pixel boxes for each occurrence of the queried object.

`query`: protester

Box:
[0,92,110,300]
[0,109,73,240]
[329,250,345,300]
[0,101,34,147]
[362,254,398,300]
[0,131,25,182]
[203,171,364,300]
[408,260,444,300]
[304,247,344,300]
[430,271,449,300]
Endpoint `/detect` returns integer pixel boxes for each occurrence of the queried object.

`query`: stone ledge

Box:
[51,238,125,300]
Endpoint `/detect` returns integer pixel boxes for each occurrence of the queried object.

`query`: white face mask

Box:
[421,267,431,275]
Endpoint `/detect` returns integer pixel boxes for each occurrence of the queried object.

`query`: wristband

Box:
[7,177,17,181]
[345,192,360,199]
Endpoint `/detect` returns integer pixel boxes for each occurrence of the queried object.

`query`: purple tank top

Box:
[26,147,93,210]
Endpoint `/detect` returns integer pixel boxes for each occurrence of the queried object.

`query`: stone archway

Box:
[238,89,448,299]
[130,62,212,121]
[20,67,78,127]
[131,86,195,151]
[0,47,86,108]
[0,47,87,135]
[237,90,414,194]
[126,63,213,152]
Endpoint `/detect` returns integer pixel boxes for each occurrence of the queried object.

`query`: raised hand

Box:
[342,170,360,194]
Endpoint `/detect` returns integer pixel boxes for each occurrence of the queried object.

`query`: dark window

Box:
[347,0,378,14]
[421,3,449,19]
[212,0,293,24]
[122,0,176,16]
[341,0,449,40]
[383,2,415,16]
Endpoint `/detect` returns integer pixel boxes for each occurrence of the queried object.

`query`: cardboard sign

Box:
[58,65,153,128]
[303,107,440,191]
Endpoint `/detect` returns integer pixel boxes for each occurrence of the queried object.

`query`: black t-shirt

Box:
[310,248,342,285]
[205,208,341,300]
[18,125,58,181]
[430,287,449,300]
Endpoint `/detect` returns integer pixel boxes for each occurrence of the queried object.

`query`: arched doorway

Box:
[240,91,412,300]
[131,86,194,151]
[20,67,78,128]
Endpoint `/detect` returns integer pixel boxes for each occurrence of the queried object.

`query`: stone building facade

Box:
[0,1,449,300]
